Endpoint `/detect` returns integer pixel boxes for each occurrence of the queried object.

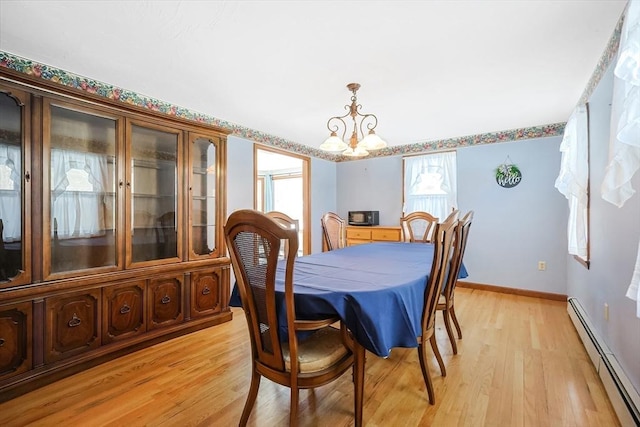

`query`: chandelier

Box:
[319,83,387,157]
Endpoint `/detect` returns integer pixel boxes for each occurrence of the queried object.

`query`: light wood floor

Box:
[0,288,620,426]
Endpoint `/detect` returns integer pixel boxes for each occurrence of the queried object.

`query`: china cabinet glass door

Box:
[128,121,181,266]
[189,134,221,259]
[0,87,30,286]
[46,102,119,276]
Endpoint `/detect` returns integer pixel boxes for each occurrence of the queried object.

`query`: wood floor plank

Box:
[0,288,621,426]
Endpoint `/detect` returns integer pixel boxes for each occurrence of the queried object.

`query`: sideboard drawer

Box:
[346,226,401,246]
[346,228,372,240]
[372,228,401,241]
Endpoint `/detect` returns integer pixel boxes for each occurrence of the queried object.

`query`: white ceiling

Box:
[0,0,628,150]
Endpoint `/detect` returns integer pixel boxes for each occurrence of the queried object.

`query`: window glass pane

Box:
[403,152,458,220]
[191,137,216,256]
[50,105,117,273]
[273,176,302,221]
[131,124,177,262]
[0,92,23,280]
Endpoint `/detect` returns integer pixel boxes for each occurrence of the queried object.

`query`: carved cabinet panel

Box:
[45,289,101,363]
[102,281,145,344]
[147,276,183,330]
[190,268,225,318]
[0,301,32,381]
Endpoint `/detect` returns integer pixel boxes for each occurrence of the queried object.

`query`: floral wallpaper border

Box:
[579,10,624,105]
[0,6,622,164]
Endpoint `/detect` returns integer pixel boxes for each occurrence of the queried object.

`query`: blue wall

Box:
[567,61,640,393]
[336,136,568,295]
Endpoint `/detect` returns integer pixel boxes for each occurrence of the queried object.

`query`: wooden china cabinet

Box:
[0,70,232,401]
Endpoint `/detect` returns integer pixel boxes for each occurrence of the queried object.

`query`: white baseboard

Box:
[567,298,639,427]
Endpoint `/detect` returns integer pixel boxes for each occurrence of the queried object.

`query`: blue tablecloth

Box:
[229,242,468,358]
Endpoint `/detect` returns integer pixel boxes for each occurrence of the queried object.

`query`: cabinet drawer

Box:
[346,228,372,240]
[190,269,224,318]
[0,301,32,381]
[102,281,146,344]
[148,276,184,330]
[372,228,401,241]
[45,289,101,363]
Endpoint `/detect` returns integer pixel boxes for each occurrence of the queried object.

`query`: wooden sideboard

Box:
[346,226,402,246]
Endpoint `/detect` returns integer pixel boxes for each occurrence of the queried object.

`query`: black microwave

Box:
[348,210,379,226]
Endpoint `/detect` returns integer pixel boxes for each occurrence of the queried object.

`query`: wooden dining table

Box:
[230,240,467,347]
[229,241,468,422]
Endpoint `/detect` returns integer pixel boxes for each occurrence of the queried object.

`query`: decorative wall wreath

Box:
[495,157,522,188]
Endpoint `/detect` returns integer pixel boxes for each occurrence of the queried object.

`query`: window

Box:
[254,146,310,255]
[403,151,457,221]
[51,149,108,238]
[0,163,14,190]
[0,143,21,241]
[64,168,93,192]
[555,104,589,266]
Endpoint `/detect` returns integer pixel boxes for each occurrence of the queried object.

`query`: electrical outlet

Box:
[538,261,546,271]
[604,303,609,321]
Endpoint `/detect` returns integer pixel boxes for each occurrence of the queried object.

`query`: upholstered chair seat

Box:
[282,327,350,373]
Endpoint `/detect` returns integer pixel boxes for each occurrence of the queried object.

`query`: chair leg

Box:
[417,342,435,405]
[450,305,462,339]
[290,385,299,427]
[353,342,365,427]
[442,308,458,355]
[240,371,261,426]
[430,334,446,377]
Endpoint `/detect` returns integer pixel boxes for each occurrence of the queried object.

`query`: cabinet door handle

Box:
[161,295,171,304]
[25,171,31,182]
[68,313,82,328]
[0,338,5,347]
[119,180,124,188]
[202,286,211,295]
[119,303,131,314]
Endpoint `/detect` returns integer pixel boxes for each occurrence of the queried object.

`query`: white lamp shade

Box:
[320,135,348,152]
[342,145,369,157]
[359,131,387,150]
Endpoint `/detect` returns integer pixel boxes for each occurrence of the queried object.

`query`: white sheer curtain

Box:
[602,0,640,207]
[403,151,457,221]
[0,143,21,241]
[555,104,589,260]
[51,149,108,238]
[601,1,640,316]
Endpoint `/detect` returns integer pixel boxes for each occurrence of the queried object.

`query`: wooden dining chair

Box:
[266,210,299,257]
[400,211,439,243]
[225,209,363,427]
[442,209,460,224]
[438,210,474,355]
[417,213,457,405]
[321,211,346,251]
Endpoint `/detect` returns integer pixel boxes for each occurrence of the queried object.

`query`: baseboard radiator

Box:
[567,298,640,426]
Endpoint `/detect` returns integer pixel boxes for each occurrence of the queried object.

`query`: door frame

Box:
[253,144,311,255]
